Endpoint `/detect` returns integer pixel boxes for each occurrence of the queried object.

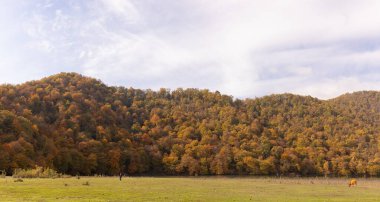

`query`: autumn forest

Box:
[0,73,379,177]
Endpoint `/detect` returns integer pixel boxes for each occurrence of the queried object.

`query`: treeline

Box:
[0,73,379,177]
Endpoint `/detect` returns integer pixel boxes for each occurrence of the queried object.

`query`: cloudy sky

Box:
[1,0,380,99]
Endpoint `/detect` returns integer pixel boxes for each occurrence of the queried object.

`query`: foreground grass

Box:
[0,177,380,201]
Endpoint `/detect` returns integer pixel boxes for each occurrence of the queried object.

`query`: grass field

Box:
[0,177,380,201]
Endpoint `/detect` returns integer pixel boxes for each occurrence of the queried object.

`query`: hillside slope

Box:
[0,73,379,176]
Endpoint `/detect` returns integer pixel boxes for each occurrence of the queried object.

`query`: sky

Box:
[1,0,380,99]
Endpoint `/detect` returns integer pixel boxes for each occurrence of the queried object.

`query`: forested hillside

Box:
[0,73,379,176]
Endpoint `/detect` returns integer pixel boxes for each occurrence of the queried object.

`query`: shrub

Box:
[0,170,6,178]
[14,178,23,182]
[82,181,90,186]
[12,166,60,178]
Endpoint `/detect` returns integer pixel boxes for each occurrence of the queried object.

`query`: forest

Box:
[0,73,379,177]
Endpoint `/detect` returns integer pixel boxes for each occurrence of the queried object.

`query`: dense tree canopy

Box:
[0,73,379,176]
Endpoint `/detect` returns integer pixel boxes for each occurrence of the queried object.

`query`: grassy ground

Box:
[0,177,379,201]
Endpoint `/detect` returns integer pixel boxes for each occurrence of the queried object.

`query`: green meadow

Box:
[0,177,379,201]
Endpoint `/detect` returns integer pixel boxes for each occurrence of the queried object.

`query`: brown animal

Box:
[348,179,357,187]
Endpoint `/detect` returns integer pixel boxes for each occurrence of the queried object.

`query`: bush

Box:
[12,166,60,178]
[14,178,23,182]
[82,181,90,186]
[0,170,6,178]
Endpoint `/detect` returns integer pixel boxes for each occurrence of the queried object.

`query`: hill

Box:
[0,73,379,176]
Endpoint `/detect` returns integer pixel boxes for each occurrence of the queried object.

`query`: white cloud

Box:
[295,76,380,100]
[99,0,140,20]
[0,0,380,99]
